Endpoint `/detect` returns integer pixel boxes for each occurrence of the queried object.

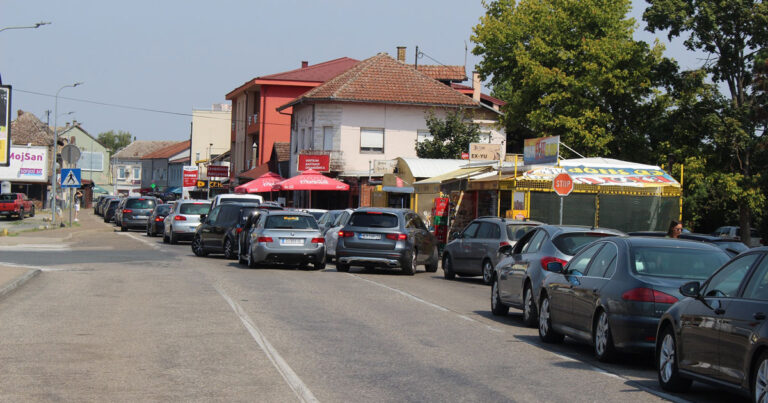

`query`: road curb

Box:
[0,268,41,301]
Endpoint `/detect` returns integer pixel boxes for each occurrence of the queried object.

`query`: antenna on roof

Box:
[464,41,468,76]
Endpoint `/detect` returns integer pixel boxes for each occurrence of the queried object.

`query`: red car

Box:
[0,193,35,219]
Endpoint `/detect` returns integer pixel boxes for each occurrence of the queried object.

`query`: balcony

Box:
[247,113,259,134]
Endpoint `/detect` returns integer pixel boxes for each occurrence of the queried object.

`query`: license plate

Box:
[135,216,147,219]
[359,233,381,240]
[280,238,304,245]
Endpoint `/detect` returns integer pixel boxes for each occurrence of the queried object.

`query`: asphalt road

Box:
[0,217,750,402]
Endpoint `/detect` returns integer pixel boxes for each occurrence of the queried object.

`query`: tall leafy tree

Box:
[472,0,670,160]
[644,0,768,243]
[97,130,133,154]
[415,109,481,159]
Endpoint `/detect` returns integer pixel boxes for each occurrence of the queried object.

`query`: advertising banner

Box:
[469,143,502,161]
[207,165,229,178]
[0,85,11,167]
[298,154,330,172]
[524,135,559,165]
[521,165,679,188]
[183,166,198,187]
[0,146,48,182]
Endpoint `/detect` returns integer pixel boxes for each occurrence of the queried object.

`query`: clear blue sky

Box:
[1,0,702,142]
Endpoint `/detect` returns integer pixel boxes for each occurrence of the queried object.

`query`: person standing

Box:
[74,190,83,221]
[667,220,683,238]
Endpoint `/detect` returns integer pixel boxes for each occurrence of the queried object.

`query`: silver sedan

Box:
[245,210,326,270]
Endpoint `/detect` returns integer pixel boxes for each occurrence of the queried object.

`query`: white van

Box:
[210,193,263,210]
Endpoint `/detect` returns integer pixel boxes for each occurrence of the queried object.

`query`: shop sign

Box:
[0,146,48,182]
[469,143,502,161]
[207,165,229,178]
[298,154,330,172]
[183,166,198,187]
[524,135,559,165]
[434,197,449,216]
[373,159,397,174]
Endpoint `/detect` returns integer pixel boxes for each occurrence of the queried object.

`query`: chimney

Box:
[396,46,406,62]
[301,61,308,68]
[472,72,481,103]
[17,110,23,117]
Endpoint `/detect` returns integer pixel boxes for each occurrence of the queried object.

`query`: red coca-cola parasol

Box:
[273,170,349,207]
[234,172,285,194]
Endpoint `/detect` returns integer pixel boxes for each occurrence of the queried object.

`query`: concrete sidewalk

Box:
[0,210,110,300]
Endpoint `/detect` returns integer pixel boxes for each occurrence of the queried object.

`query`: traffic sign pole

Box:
[552,172,574,225]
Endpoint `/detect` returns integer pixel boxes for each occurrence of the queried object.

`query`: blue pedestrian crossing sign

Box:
[61,168,82,188]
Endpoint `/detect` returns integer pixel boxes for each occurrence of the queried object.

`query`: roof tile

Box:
[141,140,190,159]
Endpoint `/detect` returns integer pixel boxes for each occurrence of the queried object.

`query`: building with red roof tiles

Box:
[140,140,190,192]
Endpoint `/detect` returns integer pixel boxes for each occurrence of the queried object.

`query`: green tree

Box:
[644,0,768,244]
[471,0,671,160]
[415,109,481,159]
[97,130,133,154]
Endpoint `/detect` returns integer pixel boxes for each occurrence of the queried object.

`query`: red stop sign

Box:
[553,172,574,196]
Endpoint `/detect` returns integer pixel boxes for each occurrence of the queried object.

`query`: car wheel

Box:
[442,254,456,280]
[29,206,35,217]
[657,326,692,392]
[146,226,151,237]
[247,249,257,268]
[402,249,417,275]
[17,209,24,220]
[224,238,235,260]
[163,231,169,243]
[522,285,538,327]
[169,229,177,244]
[336,262,350,272]
[120,222,127,232]
[238,245,247,264]
[491,278,509,316]
[538,294,564,343]
[594,310,617,362]
[191,236,207,257]
[482,259,494,285]
[425,246,439,272]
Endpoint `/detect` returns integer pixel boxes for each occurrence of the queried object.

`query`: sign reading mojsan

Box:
[298,153,330,172]
[524,135,560,165]
[0,146,48,182]
[469,143,502,161]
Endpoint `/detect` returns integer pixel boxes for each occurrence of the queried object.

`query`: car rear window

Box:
[632,247,730,280]
[265,215,318,230]
[155,205,171,215]
[506,224,536,241]
[552,233,613,255]
[0,194,16,201]
[220,198,261,205]
[125,199,155,209]
[179,203,211,215]
[712,241,749,254]
[348,212,399,228]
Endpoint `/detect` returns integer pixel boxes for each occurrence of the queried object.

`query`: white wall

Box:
[192,109,231,178]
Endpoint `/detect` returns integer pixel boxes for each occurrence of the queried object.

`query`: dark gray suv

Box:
[335,208,438,275]
[442,217,543,284]
[118,196,158,232]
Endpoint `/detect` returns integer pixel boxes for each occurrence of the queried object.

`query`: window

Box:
[567,243,603,276]
[522,230,548,253]
[207,206,221,224]
[323,126,334,150]
[463,222,481,239]
[360,128,384,153]
[507,224,536,241]
[703,253,760,297]
[117,167,127,179]
[265,215,318,229]
[304,128,312,151]
[586,243,618,278]
[179,203,211,215]
[476,222,498,239]
[77,151,104,171]
[633,247,731,281]
[348,212,398,228]
[743,255,768,300]
[417,130,433,143]
[133,167,140,179]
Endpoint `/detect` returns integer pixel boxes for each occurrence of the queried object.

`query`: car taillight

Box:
[385,233,407,241]
[621,288,678,304]
[122,209,132,214]
[236,228,243,234]
[500,241,510,247]
[540,256,568,271]
[311,237,324,243]
[154,217,164,222]
[339,231,354,238]
[257,237,273,243]
[174,215,186,221]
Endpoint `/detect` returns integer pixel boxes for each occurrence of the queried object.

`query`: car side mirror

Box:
[200,214,207,222]
[450,231,462,240]
[498,244,512,255]
[680,281,701,298]
[546,261,564,273]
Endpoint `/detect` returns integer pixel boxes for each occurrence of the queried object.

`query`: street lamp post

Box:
[50,82,83,226]
[0,22,51,85]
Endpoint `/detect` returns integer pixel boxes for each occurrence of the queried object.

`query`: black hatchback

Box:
[656,247,768,399]
[192,202,261,258]
[335,208,438,275]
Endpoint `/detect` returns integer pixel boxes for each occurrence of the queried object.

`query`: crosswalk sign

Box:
[61,168,81,188]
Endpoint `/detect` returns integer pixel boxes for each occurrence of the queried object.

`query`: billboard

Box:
[0,146,49,182]
[207,165,229,178]
[0,85,11,167]
[183,166,198,187]
[298,153,330,172]
[524,135,559,165]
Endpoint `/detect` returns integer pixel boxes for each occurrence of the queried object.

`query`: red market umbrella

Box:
[234,172,285,194]
[274,170,349,207]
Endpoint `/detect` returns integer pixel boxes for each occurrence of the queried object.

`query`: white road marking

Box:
[116,232,161,250]
[215,284,319,403]
[0,244,69,251]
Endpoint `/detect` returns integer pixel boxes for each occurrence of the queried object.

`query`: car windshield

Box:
[0,194,16,201]
[108,200,120,207]
[179,203,211,215]
[506,224,536,241]
[552,233,614,255]
[308,211,325,220]
[631,247,730,280]
[220,198,261,205]
[155,206,171,215]
[264,215,318,230]
[348,212,399,228]
[125,199,155,209]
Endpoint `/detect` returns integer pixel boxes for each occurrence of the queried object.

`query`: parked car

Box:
[97,196,117,216]
[299,208,327,221]
[210,193,263,210]
[103,199,121,223]
[317,209,345,236]
[93,195,108,215]
[535,237,730,362]
[490,225,625,326]
[656,247,768,398]
[146,204,171,237]
[163,200,211,244]
[323,209,355,262]
[712,226,763,247]
[242,210,326,270]
[191,202,260,258]
[0,192,35,219]
[335,208,438,275]
[628,231,749,257]
[113,198,128,228]
[237,209,265,265]
[115,196,158,232]
[443,217,543,284]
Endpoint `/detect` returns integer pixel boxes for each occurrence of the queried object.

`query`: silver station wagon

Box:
[244,210,326,270]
